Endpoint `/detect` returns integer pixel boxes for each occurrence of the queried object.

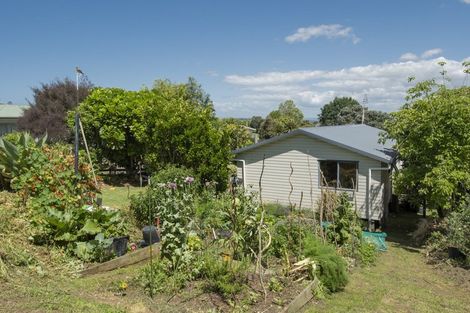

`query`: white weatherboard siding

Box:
[236,134,385,220]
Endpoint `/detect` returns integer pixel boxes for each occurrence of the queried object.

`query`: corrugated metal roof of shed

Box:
[0,104,26,118]
[234,124,396,164]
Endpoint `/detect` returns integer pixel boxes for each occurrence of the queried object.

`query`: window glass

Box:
[339,162,357,189]
[319,160,337,187]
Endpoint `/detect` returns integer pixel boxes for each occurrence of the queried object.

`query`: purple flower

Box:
[185,176,194,184]
[167,182,177,190]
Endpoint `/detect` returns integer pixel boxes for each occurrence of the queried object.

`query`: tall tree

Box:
[259,100,304,139]
[319,96,390,129]
[18,78,92,141]
[383,78,470,218]
[249,116,264,132]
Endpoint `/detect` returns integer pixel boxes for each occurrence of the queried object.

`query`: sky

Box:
[1,0,469,118]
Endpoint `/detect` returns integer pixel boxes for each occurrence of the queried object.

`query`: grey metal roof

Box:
[234,124,396,164]
[0,104,26,118]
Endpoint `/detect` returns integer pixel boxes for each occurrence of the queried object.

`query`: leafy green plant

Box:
[131,177,196,269]
[302,233,348,292]
[201,253,249,299]
[0,132,47,188]
[10,143,127,262]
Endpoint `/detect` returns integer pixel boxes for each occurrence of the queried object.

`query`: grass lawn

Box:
[307,213,470,313]
[100,185,146,210]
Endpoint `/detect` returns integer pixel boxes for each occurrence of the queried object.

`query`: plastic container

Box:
[142,225,160,246]
[111,236,129,257]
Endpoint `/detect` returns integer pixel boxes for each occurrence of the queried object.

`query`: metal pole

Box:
[74,69,81,175]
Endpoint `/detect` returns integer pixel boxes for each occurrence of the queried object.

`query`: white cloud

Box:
[421,48,443,59]
[461,0,470,4]
[400,52,419,61]
[285,24,360,44]
[221,57,467,117]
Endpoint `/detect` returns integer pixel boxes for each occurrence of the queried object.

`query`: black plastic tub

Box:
[111,236,129,257]
[142,225,160,247]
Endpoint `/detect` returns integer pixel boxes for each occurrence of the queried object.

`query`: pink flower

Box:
[185,176,194,184]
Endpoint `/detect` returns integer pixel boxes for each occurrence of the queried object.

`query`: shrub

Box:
[11,143,128,261]
[270,218,309,259]
[201,253,249,299]
[447,202,470,258]
[357,241,378,266]
[138,259,195,295]
[151,165,197,186]
[302,233,348,292]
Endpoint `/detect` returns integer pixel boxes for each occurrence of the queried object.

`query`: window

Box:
[319,160,358,190]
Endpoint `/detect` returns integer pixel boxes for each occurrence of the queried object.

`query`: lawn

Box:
[307,213,470,313]
[100,184,146,210]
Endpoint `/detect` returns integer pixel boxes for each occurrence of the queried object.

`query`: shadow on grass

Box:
[384,212,424,251]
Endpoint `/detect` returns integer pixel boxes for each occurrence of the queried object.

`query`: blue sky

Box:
[1,0,469,117]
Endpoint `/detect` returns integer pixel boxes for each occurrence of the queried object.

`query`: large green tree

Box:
[318,96,390,129]
[259,100,305,139]
[383,78,470,217]
[76,78,232,187]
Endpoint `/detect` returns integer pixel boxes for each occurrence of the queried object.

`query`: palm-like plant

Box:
[0,132,47,188]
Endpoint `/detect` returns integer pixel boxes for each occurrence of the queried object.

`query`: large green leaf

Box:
[79,219,102,235]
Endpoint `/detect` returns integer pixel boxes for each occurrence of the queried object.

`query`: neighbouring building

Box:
[0,104,25,136]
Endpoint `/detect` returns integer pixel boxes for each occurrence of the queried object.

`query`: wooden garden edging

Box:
[282,278,319,313]
[79,244,160,277]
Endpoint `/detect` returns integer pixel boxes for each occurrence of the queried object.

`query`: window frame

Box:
[318,160,359,191]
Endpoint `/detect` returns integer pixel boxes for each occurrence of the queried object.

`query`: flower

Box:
[167,182,177,190]
[184,176,194,184]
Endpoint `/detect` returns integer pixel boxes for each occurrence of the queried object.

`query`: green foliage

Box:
[325,194,362,247]
[151,164,197,186]
[383,81,470,217]
[268,276,284,292]
[249,116,264,132]
[77,78,232,189]
[218,188,260,258]
[270,218,309,259]
[0,132,47,188]
[318,96,390,128]
[302,233,348,292]
[220,119,254,150]
[259,100,305,139]
[10,144,127,261]
[138,259,199,295]
[357,241,378,266]
[447,202,470,258]
[130,176,196,269]
[201,254,249,299]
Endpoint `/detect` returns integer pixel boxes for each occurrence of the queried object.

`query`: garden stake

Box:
[147,177,154,298]
[257,155,267,302]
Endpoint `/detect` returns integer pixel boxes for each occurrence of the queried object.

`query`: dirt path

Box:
[307,213,470,313]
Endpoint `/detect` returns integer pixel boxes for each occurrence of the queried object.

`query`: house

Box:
[0,104,25,136]
[233,124,396,227]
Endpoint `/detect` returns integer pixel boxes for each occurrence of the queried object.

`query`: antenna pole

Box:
[362,94,368,125]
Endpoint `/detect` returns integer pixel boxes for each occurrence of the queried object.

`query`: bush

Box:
[302,233,348,292]
[447,202,470,258]
[10,143,128,262]
[201,253,249,299]
[151,165,197,186]
[270,218,309,259]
